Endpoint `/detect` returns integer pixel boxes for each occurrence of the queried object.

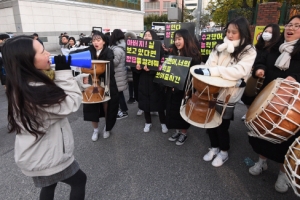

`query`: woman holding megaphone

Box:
[2,35,87,199]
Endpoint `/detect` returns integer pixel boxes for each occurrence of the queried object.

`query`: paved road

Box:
[0,80,298,199]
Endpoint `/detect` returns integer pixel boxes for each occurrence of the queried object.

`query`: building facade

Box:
[143,0,210,17]
[144,0,179,16]
[185,0,210,14]
[0,0,144,50]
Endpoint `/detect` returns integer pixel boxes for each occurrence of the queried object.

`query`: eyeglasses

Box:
[284,23,300,30]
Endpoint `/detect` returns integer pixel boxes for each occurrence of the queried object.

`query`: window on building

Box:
[145,2,160,10]
[163,1,171,9]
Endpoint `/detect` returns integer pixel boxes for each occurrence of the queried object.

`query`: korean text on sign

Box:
[125,39,161,71]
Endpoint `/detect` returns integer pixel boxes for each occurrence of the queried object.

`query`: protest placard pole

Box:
[195,0,202,37]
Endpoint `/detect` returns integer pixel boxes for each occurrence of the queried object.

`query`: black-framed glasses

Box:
[284,23,300,30]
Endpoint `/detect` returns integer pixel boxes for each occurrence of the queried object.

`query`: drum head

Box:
[246,79,279,121]
[190,65,236,88]
[91,60,110,63]
[180,105,222,128]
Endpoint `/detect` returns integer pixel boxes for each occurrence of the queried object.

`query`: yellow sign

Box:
[253,26,285,45]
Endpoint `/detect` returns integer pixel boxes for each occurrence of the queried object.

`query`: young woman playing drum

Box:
[166,29,202,145]
[194,17,257,167]
[248,15,300,193]
[72,31,119,141]
[240,24,281,119]
[136,30,167,133]
[2,36,87,199]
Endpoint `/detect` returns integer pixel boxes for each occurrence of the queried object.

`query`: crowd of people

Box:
[1,14,300,199]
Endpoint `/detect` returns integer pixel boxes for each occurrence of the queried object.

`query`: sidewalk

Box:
[0,84,298,199]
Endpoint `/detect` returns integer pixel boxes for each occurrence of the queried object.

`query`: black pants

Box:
[128,81,134,99]
[132,70,140,102]
[207,119,231,151]
[144,111,166,124]
[119,91,128,112]
[39,169,87,200]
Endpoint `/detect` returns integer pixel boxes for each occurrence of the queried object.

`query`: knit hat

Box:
[124,32,137,40]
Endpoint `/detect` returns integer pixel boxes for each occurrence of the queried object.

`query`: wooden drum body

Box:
[246,78,300,143]
[81,60,110,104]
[180,65,236,128]
[284,137,300,197]
[185,91,216,124]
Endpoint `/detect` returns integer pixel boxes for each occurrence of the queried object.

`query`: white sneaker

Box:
[143,123,152,132]
[275,172,290,193]
[212,151,228,167]
[137,109,144,116]
[249,161,268,176]
[241,114,246,121]
[161,124,168,133]
[203,148,219,161]
[103,126,110,139]
[91,131,99,142]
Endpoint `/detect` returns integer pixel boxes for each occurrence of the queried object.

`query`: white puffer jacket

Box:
[110,39,128,92]
[205,45,257,103]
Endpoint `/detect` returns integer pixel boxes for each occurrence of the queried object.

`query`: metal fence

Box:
[285,4,300,23]
[228,8,255,25]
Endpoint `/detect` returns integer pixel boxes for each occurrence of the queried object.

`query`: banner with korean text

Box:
[164,23,195,48]
[153,55,192,90]
[200,31,224,63]
[125,39,161,71]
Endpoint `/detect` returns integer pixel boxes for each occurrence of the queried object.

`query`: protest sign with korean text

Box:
[125,39,161,71]
[164,23,195,48]
[253,26,284,45]
[153,55,192,90]
[200,31,224,63]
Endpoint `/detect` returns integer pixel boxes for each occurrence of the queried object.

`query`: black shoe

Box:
[127,98,136,104]
[168,130,181,142]
[176,134,187,145]
[117,111,128,120]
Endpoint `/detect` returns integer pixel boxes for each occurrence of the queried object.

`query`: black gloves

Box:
[54,55,71,71]
[194,68,210,76]
[236,79,246,88]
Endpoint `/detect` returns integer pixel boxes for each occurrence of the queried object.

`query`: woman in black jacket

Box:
[72,31,119,141]
[166,29,202,145]
[136,30,167,133]
[248,15,300,193]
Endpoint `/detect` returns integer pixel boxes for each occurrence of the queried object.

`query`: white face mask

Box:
[262,32,272,41]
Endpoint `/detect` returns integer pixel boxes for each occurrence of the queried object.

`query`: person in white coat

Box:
[194,17,257,167]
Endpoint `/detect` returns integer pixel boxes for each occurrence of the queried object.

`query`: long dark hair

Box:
[109,29,125,46]
[284,15,300,56]
[68,37,76,45]
[223,17,253,61]
[171,29,201,59]
[92,31,109,48]
[2,36,67,138]
[143,30,159,40]
[255,24,280,51]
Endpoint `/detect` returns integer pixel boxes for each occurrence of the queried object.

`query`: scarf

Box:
[217,36,240,53]
[275,39,298,70]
